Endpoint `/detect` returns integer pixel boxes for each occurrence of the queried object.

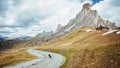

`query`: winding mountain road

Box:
[4,49,65,68]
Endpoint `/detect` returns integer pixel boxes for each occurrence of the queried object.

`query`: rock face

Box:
[57,3,117,34]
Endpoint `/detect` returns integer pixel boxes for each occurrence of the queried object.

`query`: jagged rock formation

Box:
[29,31,54,46]
[57,3,117,34]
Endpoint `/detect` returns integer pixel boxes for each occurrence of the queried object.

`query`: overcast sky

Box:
[0,0,120,38]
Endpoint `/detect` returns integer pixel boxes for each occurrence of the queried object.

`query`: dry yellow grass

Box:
[0,50,36,68]
[36,27,120,68]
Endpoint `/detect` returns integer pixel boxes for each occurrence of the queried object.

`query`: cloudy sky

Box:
[0,0,120,38]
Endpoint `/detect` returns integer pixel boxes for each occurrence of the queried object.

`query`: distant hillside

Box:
[0,35,9,41]
[0,40,25,51]
[0,36,32,51]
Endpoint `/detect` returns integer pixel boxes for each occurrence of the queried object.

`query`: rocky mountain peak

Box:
[56,3,117,34]
[82,3,91,10]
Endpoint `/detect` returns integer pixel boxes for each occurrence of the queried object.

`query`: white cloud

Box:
[0,0,93,38]
[92,0,120,27]
[5,11,16,26]
[0,27,15,33]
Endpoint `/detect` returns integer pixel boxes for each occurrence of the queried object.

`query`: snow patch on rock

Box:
[116,31,120,34]
[102,30,118,35]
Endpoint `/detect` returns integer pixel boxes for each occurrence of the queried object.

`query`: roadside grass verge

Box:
[36,48,81,68]
[0,50,37,68]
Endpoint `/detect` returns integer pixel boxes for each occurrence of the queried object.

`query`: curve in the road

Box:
[4,49,65,68]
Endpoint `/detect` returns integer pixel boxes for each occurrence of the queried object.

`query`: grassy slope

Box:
[36,27,120,68]
[0,50,37,68]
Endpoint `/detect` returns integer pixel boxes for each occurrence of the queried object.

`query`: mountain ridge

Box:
[15,3,118,47]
